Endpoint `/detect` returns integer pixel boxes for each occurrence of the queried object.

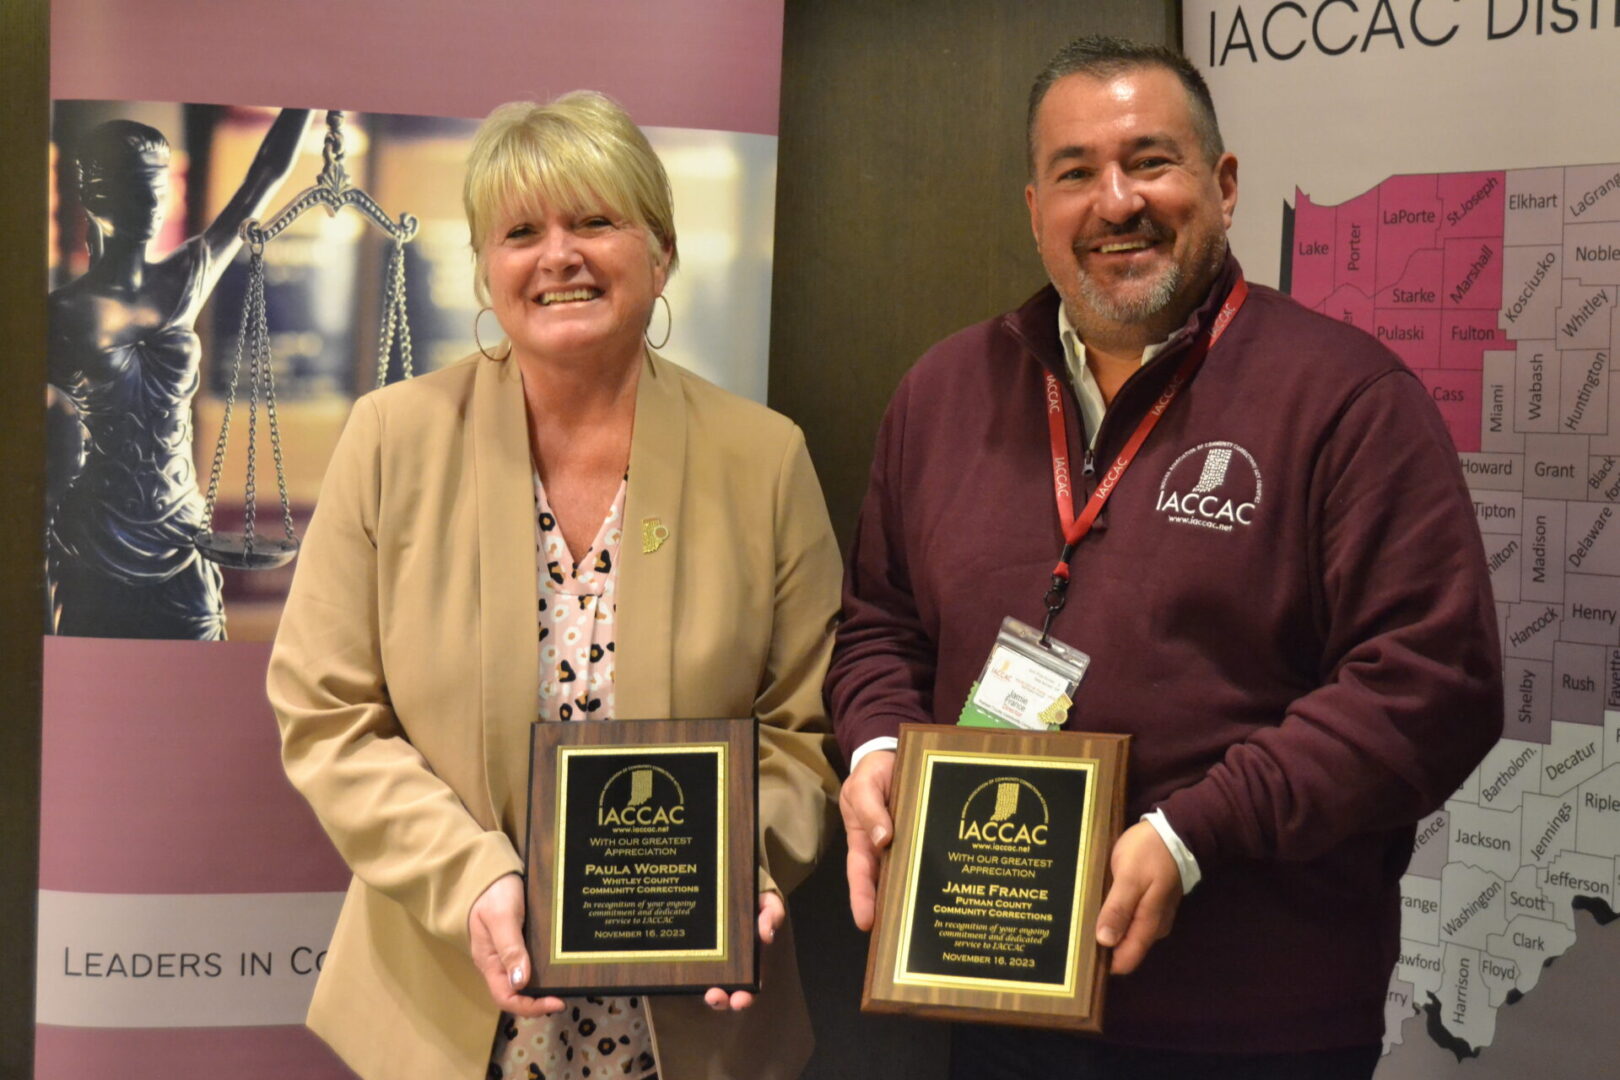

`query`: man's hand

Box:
[1095,821,1183,974]
[839,749,896,931]
[703,891,784,1011]
[468,873,563,1018]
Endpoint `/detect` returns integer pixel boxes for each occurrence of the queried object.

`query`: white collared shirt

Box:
[1057,302,1181,451]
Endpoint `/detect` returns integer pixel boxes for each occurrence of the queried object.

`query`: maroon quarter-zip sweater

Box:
[829,255,1503,1053]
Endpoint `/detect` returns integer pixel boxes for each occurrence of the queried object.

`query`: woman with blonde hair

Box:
[269,91,840,1079]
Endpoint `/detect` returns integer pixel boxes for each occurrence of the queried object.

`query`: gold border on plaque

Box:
[550,743,729,964]
[892,750,1096,997]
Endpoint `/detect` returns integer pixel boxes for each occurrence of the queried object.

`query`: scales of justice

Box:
[195,110,419,571]
[47,108,419,640]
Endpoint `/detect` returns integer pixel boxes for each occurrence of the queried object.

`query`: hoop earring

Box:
[474,306,508,361]
[645,294,672,350]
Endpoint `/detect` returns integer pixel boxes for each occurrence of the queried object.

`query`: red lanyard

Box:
[1039,276,1248,638]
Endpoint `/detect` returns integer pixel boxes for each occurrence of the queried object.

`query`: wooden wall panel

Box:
[0,0,47,1073]
[771,1,1178,548]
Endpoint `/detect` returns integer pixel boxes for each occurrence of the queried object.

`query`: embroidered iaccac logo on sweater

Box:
[1155,441,1263,533]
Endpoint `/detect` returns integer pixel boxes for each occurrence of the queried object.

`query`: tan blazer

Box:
[268,350,841,1079]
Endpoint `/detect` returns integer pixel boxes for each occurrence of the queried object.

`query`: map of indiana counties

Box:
[1286,164,1620,1059]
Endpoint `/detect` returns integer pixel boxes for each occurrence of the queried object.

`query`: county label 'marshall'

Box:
[896,757,1092,992]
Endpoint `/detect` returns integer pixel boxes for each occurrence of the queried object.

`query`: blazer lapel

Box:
[473,355,542,835]
[617,350,685,721]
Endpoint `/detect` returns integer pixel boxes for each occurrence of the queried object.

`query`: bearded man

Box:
[828,35,1502,1080]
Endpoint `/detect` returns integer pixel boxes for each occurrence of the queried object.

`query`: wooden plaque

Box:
[524,717,758,995]
[862,723,1128,1031]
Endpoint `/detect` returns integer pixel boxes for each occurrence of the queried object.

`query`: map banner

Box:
[1185,3,1620,1076]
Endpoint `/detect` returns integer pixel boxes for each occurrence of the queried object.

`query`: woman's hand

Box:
[468,873,565,1018]
[702,891,784,1011]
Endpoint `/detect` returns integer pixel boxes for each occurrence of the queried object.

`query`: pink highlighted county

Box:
[1415,368,1482,453]
[1373,308,1440,368]
[1323,283,1375,335]
[1291,189,1337,311]
[1377,174,1441,292]
[1438,171,1506,240]
[1336,186,1379,299]
[1379,248,1444,309]
[1443,237,1503,309]
[1442,310,1510,369]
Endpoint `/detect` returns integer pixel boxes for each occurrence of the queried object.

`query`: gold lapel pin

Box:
[641,518,670,554]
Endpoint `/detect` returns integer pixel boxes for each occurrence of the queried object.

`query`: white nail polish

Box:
[510,964,525,988]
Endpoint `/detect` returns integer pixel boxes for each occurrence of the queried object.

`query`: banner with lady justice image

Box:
[38,1,787,1074]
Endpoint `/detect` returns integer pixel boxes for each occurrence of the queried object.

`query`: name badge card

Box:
[524,717,758,996]
[862,723,1127,1031]
[960,618,1090,731]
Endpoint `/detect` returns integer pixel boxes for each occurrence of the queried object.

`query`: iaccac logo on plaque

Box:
[598,765,688,828]
[957,777,1050,847]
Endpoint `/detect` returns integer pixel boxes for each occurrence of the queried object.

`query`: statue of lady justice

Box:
[47,108,311,640]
